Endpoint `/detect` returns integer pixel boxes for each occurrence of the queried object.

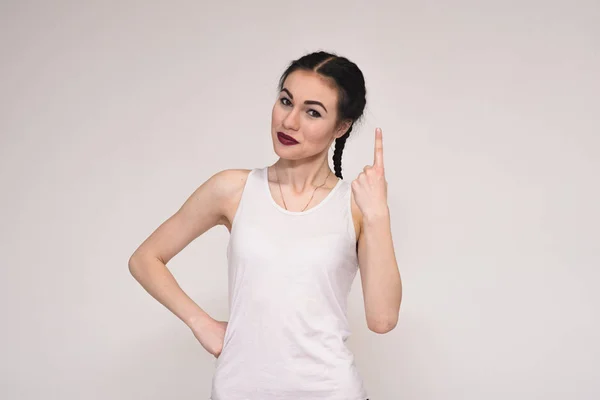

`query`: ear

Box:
[334,119,353,139]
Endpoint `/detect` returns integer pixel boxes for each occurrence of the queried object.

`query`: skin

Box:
[128,70,402,360]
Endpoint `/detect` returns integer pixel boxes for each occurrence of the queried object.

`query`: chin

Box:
[273,145,303,160]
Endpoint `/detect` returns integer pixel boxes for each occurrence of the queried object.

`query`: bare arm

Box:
[352,128,402,334]
[128,169,246,333]
[356,208,402,334]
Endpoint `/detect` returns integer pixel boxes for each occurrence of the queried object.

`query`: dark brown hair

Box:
[277,51,367,179]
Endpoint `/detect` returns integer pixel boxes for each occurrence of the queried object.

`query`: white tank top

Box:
[210,166,368,400]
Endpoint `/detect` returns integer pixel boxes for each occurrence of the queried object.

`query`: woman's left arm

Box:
[352,128,402,334]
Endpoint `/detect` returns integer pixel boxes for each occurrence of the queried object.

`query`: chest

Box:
[227,222,357,280]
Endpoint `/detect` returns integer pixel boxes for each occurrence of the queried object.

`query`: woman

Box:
[129,50,402,400]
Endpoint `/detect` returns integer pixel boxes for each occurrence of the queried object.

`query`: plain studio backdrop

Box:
[1,1,598,399]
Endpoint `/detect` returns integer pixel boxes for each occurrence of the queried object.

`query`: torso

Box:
[211,166,368,399]
[220,169,362,241]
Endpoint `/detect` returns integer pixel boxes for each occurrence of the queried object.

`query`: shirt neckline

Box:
[263,166,343,216]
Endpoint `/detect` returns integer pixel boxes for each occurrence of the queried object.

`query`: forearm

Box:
[361,210,402,330]
[128,255,213,330]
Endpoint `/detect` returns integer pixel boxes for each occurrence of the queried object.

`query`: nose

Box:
[282,108,300,131]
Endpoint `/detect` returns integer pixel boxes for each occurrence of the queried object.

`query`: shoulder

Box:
[209,168,253,201]
[211,168,252,193]
[209,169,253,229]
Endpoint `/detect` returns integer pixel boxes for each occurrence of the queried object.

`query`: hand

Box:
[189,318,228,359]
[351,127,389,219]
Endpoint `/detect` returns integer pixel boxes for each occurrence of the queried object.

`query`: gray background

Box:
[1,0,598,399]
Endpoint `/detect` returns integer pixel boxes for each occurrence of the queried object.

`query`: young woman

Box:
[129,51,402,400]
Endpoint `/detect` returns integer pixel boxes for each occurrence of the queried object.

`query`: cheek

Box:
[271,104,284,123]
[304,126,334,145]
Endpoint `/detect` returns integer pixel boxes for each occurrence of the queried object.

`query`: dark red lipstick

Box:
[277,132,299,145]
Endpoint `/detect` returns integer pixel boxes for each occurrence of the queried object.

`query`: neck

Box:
[272,153,334,194]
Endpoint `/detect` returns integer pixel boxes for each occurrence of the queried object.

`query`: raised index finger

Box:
[374,127,384,168]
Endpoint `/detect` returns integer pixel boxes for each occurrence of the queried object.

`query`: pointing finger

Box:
[374,127,384,168]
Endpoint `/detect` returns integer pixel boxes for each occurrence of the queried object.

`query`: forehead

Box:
[282,70,338,102]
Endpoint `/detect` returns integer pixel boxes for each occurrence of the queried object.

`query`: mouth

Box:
[277,132,299,145]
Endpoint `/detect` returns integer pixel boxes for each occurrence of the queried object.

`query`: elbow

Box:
[367,315,398,334]
[128,252,164,279]
[366,298,402,334]
[128,253,145,276]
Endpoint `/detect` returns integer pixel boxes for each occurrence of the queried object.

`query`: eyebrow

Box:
[281,88,328,113]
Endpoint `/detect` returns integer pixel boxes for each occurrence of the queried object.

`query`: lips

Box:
[277,132,299,144]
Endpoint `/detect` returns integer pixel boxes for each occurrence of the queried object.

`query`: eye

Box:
[279,97,322,118]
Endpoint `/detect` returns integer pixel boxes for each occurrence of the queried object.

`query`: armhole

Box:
[346,183,360,265]
[346,182,358,246]
[229,168,256,235]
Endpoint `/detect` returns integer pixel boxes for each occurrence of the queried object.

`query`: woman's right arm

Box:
[127,169,246,356]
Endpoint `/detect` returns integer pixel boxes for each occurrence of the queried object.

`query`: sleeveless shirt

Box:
[210,166,368,400]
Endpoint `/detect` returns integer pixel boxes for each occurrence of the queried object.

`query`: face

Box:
[271,70,351,160]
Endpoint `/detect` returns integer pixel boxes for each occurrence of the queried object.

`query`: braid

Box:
[277,52,367,180]
[333,125,353,179]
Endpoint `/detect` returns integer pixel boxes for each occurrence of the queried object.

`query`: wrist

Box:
[186,313,214,331]
[362,206,390,225]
